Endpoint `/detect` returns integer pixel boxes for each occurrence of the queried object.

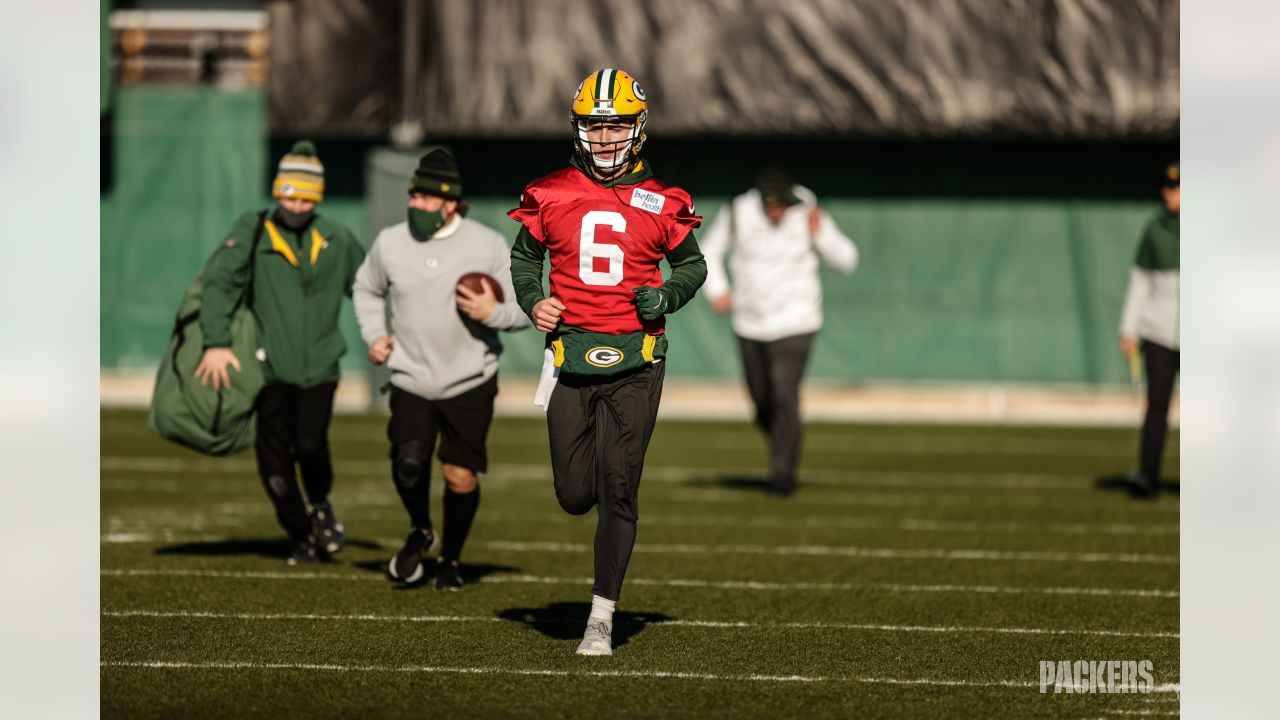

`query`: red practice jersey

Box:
[508,166,701,335]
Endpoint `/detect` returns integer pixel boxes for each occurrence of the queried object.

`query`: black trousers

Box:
[737,333,815,484]
[1140,340,1180,483]
[254,381,338,541]
[546,362,665,601]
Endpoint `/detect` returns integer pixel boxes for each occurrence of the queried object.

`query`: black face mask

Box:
[276,206,313,230]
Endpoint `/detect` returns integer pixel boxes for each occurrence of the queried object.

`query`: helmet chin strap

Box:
[591,141,632,170]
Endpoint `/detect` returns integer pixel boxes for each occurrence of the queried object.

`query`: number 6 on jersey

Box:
[579,210,626,286]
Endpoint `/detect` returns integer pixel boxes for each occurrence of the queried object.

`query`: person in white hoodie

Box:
[353,149,530,588]
[1118,162,1180,499]
[701,169,858,496]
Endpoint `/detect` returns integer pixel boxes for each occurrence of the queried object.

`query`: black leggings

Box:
[546,363,665,601]
[1140,340,1180,482]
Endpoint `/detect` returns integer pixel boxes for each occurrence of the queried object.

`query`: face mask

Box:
[276,206,313,230]
[408,206,446,240]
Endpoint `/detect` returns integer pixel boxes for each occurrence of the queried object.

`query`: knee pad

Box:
[394,441,428,490]
[266,474,291,498]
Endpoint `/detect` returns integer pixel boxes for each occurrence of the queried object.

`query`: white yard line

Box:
[660,490,1179,512]
[101,608,1178,638]
[100,568,1179,598]
[476,540,1178,564]
[101,477,1180,517]
[98,455,1134,490]
[629,514,1178,535]
[98,533,1178,564]
[103,510,1179,537]
[98,658,1182,693]
[99,423,1154,458]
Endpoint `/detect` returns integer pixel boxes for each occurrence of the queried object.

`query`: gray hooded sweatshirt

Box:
[353,215,530,400]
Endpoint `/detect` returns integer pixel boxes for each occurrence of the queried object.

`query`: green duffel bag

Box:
[147,212,267,456]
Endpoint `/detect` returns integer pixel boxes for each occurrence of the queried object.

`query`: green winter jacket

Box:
[200,210,365,387]
[1119,211,1180,350]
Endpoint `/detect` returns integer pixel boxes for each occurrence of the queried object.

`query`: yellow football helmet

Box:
[570,68,648,176]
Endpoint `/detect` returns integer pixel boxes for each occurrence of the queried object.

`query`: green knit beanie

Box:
[409,148,463,199]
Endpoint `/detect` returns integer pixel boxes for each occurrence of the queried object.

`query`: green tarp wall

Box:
[101,88,1155,387]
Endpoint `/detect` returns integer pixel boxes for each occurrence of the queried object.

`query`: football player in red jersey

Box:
[509,68,707,656]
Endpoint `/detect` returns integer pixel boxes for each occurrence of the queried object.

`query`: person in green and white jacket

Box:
[195,140,366,562]
[1119,162,1180,499]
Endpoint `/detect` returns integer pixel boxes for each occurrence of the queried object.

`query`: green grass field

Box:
[101,408,1179,719]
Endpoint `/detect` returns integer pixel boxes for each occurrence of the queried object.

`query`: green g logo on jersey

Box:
[585,346,624,368]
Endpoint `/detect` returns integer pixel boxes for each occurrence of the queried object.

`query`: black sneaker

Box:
[1127,473,1160,500]
[765,473,796,497]
[287,535,321,566]
[310,501,346,555]
[388,527,436,583]
[434,558,464,591]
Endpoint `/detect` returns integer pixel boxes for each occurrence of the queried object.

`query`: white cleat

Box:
[575,620,613,656]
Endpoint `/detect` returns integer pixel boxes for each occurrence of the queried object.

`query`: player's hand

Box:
[369,336,394,365]
[194,347,241,391]
[532,297,565,333]
[456,280,496,322]
[631,286,669,320]
[710,295,732,315]
[808,206,822,235]
[1119,336,1138,359]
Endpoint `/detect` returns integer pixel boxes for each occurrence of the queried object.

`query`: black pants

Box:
[1140,340,1180,483]
[737,333,815,485]
[387,378,496,539]
[255,381,338,541]
[547,362,665,601]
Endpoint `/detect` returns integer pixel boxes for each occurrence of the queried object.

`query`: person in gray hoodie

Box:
[353,149,530,589]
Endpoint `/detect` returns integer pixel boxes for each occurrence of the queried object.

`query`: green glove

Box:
[631,286,670,320]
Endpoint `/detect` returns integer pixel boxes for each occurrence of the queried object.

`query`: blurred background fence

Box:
[100,0,1179,392]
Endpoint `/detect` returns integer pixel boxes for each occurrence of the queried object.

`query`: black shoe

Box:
[388,527,436,583]
[1127,473,1160,500]
[765,474,796,497]
[287,535,321,566]
[434,558,464,591]
[310,501,346,555]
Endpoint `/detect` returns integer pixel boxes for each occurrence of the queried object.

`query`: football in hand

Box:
[456,272,504,302]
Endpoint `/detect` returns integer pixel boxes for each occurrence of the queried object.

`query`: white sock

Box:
[589,594,616,624]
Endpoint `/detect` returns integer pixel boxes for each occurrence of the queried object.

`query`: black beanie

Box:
[410,149,463,199]
[756,167,799,207]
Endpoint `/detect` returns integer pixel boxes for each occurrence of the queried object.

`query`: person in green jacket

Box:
[195,140,366,564]
[1118,161,1180,500]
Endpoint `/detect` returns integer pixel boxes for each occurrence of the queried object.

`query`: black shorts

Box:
[387,377,498,473]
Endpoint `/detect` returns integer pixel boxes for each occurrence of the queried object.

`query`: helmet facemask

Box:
[572,113,647,179]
